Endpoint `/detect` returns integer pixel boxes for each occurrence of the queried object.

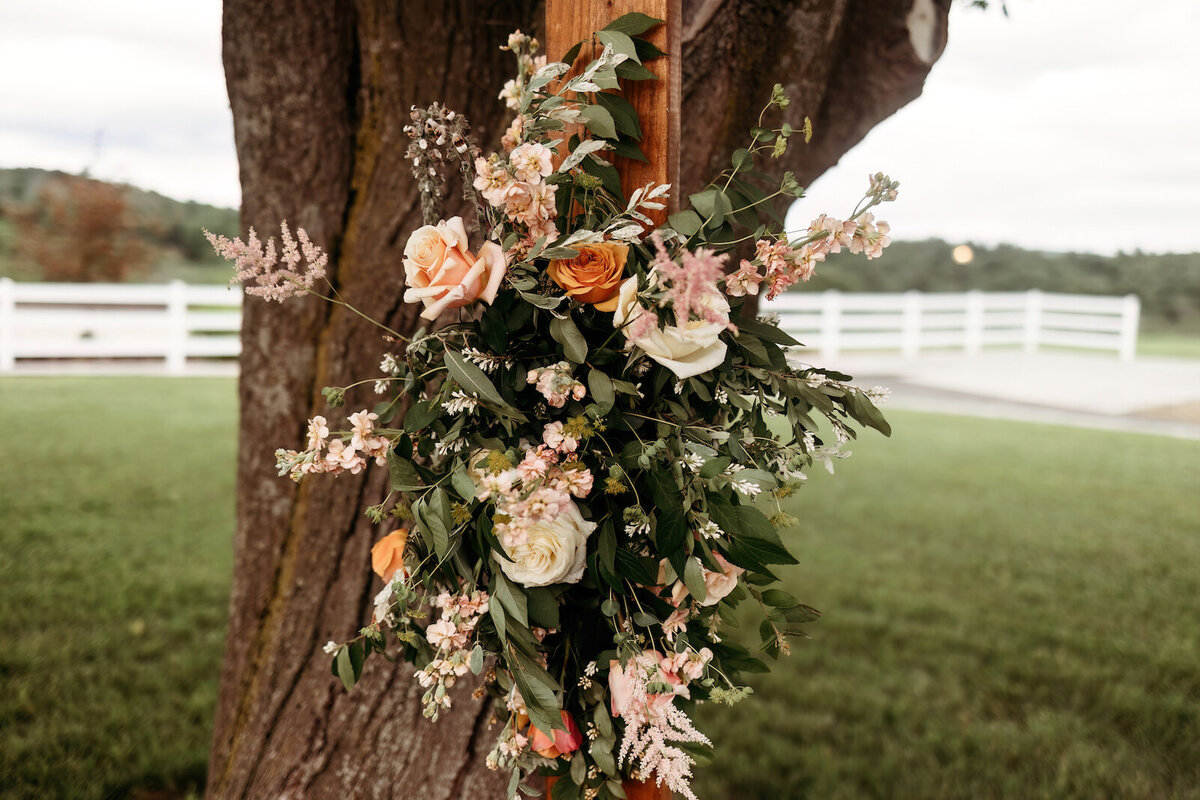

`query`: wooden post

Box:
[1023,289,1042,355]
[166,279,188,374]
[545,0,681,224]
[0,277,14,372]
[1118,293,1140,362]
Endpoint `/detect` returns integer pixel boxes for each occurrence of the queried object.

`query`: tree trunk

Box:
[208,1,948,797]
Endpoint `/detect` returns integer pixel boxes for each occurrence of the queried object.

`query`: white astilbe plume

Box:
[205,220,328,302]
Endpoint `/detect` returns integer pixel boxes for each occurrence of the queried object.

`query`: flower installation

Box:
[208,17,895,800]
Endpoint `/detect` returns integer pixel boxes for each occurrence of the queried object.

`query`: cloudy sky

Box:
[2,0,1197,254]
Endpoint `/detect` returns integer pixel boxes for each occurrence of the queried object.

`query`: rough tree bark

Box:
[208,1,949,798]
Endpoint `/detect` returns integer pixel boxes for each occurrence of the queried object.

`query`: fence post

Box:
[1118,293,1140,362]
[964,290,984,354]
[0,278,14,371]
[821,290,841,359]
[166,280,188,374]
[1023,289,1042,355]
[901,290,921,359]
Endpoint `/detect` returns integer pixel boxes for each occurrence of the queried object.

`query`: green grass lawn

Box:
[1138,330,1200,360]
[0,377,236,800]
[1,378,1198,799]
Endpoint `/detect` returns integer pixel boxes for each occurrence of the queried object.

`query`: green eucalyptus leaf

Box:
[668,210,702,236]
[588,369,615,413]
[580,104,618,140]
[682,556,708,604]
[550,315,588,363]
[595,30,641,64]
[444,350,504,406]
[602,12,663,36]
[387,449,423,491]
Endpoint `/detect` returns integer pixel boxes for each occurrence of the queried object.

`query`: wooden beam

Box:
[546,0,681,223]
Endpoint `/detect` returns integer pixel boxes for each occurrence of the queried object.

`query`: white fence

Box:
[0,282,1141,373]
[0,278,242,373]
[761,289,1140,362]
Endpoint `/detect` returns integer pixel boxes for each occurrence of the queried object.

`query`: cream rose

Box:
[612,276,729,379]
[496,501,596,587]
[402,216,507,320]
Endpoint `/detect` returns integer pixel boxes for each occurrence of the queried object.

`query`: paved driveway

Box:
[798,351,1200,440]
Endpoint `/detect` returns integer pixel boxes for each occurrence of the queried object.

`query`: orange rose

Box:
[547,242,627,311]
[528,710,583,759]
[371,529,409,582]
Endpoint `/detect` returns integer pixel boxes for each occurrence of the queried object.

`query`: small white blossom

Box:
[323,641,340,655]
[731,479,761,497]
[866,385,892,404]
[441,390,479,415]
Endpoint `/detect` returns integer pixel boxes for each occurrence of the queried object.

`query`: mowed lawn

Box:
[0,377,236,800]
[1,378,1198,799]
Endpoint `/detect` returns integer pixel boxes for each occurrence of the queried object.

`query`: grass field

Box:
[1,377,1197,799]
[0,377,235,800]
[1138,330,1200,360]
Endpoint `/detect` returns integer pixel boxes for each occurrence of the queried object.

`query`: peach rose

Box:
[659,553,744,607]
[402,216,507,320]
[547,242,627,311]
[528,710,583,759]
[371,529,409,583]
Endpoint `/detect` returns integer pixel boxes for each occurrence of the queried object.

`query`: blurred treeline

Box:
[813,240,1200,331]
[0,168,239,284]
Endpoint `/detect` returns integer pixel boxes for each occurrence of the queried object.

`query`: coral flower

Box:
[371,529,409,583]
[528,710,583,759]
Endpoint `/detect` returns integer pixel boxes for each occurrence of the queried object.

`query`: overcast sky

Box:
[1,1,1197,254]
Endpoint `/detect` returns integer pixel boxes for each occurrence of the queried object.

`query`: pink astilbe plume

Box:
[205,220,328,302]
[611,652,711,800]
[650,235,733,329]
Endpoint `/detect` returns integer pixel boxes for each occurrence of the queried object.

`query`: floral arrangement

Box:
[208,16,895,800]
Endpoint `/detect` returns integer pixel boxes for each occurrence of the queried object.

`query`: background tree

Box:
[207,1,949,797]
[10,174,151,281]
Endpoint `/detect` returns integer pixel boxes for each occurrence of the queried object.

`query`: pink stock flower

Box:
[473,156,520,206]
[324,439,366,474]
[509,142,553,184]
[517,449,550,481]
[542,421,579,453]
[725,259,765,297]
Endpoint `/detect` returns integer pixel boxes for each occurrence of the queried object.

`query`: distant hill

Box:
[0,167,239,283]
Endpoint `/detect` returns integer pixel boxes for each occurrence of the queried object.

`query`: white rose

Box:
[612,277,729,379]
[496,502,596,587]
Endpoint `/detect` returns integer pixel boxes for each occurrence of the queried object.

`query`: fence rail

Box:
[0,278,242,373]
[761,289,1140,362]
[0,281,1141,373]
